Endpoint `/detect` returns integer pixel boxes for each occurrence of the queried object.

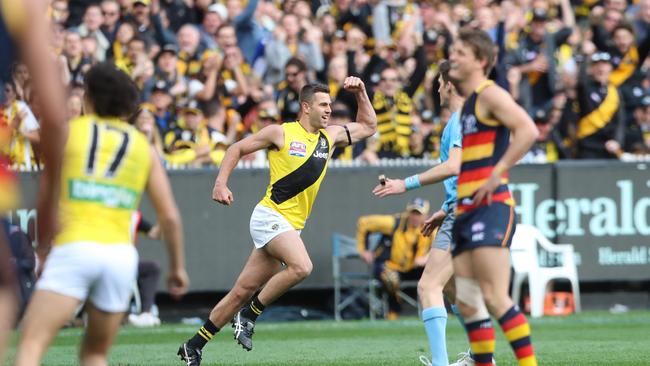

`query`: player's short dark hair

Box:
[457,28,496,75]
[84,62,139,119]
[299,83,330,105]
[436,60,452,84]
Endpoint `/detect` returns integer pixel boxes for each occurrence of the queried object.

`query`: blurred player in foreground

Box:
[14,63,189,366]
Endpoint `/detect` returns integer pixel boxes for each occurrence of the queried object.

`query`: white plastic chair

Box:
[510,224,581,318]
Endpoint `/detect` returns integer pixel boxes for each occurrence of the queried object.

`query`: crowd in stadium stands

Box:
[4,0,650,170]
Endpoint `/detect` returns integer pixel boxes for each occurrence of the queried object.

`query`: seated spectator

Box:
[76,5,110,62]
[575,51,625,159]
[164,102,227,166]
[356,198,432,320]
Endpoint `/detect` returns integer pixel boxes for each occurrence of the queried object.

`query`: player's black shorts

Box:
[451,203,515,257]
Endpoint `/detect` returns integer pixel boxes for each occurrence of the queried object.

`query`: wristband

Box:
[404,175,421,191]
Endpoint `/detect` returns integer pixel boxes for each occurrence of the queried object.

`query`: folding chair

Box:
[332,233,384,321]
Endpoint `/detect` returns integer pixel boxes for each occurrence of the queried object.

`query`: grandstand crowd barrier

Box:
[15,160,650,293]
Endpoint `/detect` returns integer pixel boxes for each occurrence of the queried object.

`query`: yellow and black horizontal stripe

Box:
[198,326,214,341]
[250,302,263,316]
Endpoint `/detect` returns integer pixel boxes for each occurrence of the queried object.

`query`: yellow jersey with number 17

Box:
[54,115,152,246]
[259,121,332,230]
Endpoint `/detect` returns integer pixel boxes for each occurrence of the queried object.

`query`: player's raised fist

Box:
[343,76,365,93]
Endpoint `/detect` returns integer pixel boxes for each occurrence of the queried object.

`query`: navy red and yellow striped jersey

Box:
[456,80,515,216]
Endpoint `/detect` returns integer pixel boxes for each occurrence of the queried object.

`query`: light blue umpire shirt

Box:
[439,111,462,214]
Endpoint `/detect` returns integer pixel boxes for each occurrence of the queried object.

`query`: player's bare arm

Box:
[473,85,538,204]
[146,146,190,299]
[212,124,285,205]
[372,147,461,197]
[19,0,68,246]
[327,77,377,146]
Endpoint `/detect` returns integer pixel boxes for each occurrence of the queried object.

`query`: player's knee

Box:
[480,287,508,315]
[290,258,313,280]
[231,282,258,303]
[417,277,442,298]
[455,277,489,322]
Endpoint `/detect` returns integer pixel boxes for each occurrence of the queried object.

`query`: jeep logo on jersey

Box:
[313,151,328,159]
[312,136,329,159]
[288,141,307,157]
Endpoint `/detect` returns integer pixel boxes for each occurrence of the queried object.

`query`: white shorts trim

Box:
[36,242,138,313]
[249,204,299,248]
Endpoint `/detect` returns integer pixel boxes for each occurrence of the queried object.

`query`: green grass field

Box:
[5,310,649,365]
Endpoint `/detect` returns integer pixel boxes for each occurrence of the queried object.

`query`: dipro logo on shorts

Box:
[288,141,307,157]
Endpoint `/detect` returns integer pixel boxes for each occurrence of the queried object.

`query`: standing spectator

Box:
[634,0,650,41]
[164,103,227,166]
[149,80,177,137]
[217,45,250,108]
[50,0,70,25]
[64,31,93,86]
[2,81,40,170]
[159,0,197,32]
[371,47,427,159]
[264,13,324,85]
[110,22,136,64]
[76,5,110,62]
[142,44,185,101]
[276,58,308,122]
[177,25,214,80]
[576,51,625,159]
[228,0,265,65]
[200,4,228,51]
[601,23,650,119]
[506,3,575,113]
[372,0,422,47]
[11,63,30,102]
[100,0,122,45]
[126,0,176,58]
[115,36,154,89]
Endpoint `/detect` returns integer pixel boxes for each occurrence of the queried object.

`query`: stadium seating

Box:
[510,224,581,318]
